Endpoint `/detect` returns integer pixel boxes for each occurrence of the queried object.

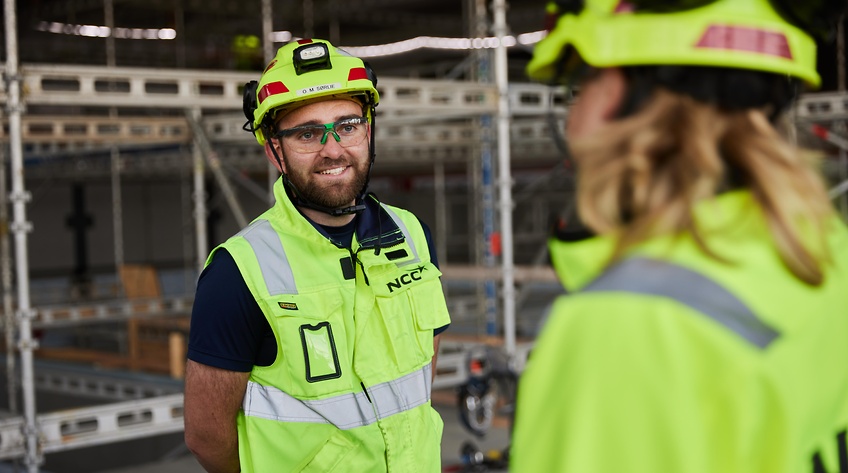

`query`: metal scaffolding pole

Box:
[434,159,450,300]
[185,109,248,229]
[473,0,498,338]
[434,160,448,267]
[303,0,315,39]
[191,109,209,272]
[104,0,116,67]
[329,0,340,45]
[0,142,15,416]
[262,0,277,201]
[105,0,124,282]
[493,0,516,357]
[180,152,197,291]
[111,148,125,276]
[4,0,39,470]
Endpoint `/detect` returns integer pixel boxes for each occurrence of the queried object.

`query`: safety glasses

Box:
[274,117,369,154]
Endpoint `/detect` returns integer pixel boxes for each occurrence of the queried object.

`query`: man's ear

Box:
[264,140,285,174]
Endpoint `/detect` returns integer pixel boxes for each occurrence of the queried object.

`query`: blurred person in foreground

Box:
[183,38,450,473]
[511,0,848,471]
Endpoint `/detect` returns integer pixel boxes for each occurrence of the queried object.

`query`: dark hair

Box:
[616,66,801,122]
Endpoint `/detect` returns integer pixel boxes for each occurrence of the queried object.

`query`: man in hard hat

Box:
[512,0,848,472]
[184,38,450,473]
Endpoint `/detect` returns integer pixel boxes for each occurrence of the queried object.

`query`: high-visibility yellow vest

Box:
[211,181,451,472]
[512,190,848,473]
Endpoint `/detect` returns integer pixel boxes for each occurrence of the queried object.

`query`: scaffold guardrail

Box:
[0,337,530,462]
[2,116,190,145]
[0,63,843,127]
[34,364,181,401]
[11,118,565,178]
[796,92,848,122]
[33,296,192,328]
[0,63,500,116]
[0,394,185,460]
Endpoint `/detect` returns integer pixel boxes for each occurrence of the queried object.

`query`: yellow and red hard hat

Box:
[244,38,380,145]
[527,0,828,88]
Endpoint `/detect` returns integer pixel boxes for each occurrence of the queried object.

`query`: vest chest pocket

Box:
[369,263,450,372]
[268,291,350,397]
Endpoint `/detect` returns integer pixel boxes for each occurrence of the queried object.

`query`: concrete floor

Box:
[94,401,510,473]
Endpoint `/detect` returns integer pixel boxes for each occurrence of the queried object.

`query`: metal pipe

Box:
[0,142,16,415]
[4,0,39,470]
[191,109,209,272]
[111,148,124,278]
[104,0,116,67]
[185,110,248,228]
[493,0,516,357]
[303,0,314,39]
[329,0,340,45]
[174,0,186,68]
[262,0,277,201]
[473,0,498,338]
[261,0,274,65]
[434,160,447,268]
[180,152,196,291]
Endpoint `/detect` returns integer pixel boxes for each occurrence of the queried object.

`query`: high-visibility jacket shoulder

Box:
[210,180,451,473]
[512,191,848,473]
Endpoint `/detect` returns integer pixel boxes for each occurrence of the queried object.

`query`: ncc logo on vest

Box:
[386,265,427,293]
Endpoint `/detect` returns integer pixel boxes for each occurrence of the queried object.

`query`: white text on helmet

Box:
[296,83,341,96]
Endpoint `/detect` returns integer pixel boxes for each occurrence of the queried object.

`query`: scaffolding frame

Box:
[2,0,847,468]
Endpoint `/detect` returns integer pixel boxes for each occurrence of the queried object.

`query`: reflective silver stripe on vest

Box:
[582,257,779,349]
[243,363,432,429]
[240,219,298,296]
[383,206,420,267]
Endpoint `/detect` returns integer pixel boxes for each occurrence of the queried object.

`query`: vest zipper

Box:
[351,248,370,286]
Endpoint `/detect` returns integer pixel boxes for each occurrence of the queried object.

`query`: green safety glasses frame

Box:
[274,117,369,153]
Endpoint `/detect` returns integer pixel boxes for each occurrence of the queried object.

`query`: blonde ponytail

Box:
[571,89,832,285]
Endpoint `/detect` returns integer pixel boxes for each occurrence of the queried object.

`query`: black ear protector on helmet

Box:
[363,61,378,89]
[242,80,260,134]
[361,60,378,161]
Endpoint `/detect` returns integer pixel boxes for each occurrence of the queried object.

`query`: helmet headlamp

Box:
[294,43,332,75]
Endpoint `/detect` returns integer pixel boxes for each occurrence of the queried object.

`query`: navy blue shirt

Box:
[187,218,448,372]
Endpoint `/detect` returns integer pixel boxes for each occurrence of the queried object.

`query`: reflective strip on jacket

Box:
[211,179,451,473]
[511,191,848,473]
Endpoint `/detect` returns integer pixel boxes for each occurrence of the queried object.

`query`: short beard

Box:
[283,154,370,210]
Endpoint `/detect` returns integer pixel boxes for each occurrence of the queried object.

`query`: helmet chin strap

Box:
[267,132,368,217]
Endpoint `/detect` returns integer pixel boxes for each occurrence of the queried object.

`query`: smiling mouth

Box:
[318,166,347,176]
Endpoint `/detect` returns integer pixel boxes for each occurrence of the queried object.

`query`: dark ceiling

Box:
[6,0,549,81]
[3,0,846,88]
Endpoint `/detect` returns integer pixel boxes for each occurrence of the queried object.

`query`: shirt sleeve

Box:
[187,249,274,372]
